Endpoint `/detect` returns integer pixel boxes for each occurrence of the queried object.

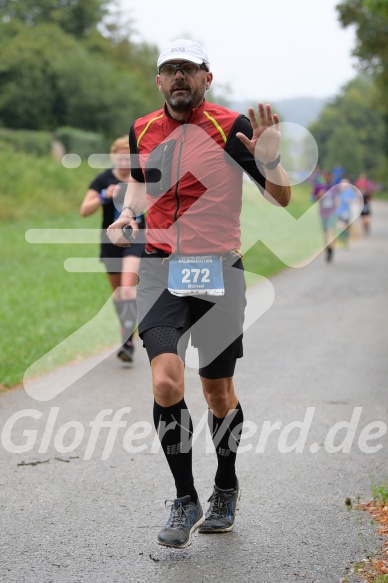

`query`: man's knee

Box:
[152,354,185,406]
[153,374,181,405]
[201,377,236,418]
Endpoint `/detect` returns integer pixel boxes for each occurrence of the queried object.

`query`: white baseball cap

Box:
[157,39,210,70]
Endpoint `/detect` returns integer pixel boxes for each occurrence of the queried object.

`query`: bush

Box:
[55,126,106,158]
[0,143,96,222]
[0,128,53,156]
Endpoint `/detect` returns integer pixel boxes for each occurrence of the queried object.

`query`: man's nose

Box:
[174,68,185,78]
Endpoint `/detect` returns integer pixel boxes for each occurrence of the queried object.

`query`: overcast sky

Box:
[119,0,357,102]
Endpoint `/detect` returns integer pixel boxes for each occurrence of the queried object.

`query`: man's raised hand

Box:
[236,102,281,164]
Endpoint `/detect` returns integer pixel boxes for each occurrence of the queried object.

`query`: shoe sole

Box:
[198,489,241,534]
[156,514,205,549]
[117,350,133,363]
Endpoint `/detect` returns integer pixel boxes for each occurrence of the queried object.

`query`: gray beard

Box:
[168,92,194,112]
[164,84,206,113]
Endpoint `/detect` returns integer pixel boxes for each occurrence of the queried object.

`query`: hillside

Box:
[230,97,328,130]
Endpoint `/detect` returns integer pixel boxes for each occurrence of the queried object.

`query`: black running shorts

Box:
[100,241,145,274]
[136,249,246,374]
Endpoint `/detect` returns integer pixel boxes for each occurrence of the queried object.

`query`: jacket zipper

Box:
[173,124,188,254]
[160,144,169,194]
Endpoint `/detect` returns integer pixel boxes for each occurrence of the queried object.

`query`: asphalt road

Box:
[1,202,387,583]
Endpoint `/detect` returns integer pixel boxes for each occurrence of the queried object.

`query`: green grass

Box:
[241,180,322,285]
[375,191,388,202]
[1,213,119,388]
[0,144,119,388]
[0,145,319,388]
[0,144,98,221]
[371,478,388,506]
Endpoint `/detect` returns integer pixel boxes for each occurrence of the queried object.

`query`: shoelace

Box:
[165,500,190,528]
[207,491,234,517]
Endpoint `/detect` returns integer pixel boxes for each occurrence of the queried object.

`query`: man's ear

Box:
[206,72,213,91]
[156,75,162,91]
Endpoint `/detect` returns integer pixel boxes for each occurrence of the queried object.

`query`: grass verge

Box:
[344,479,388,582]
[0,213,118,389]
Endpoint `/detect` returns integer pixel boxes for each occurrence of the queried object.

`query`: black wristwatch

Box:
[262,154,281,170]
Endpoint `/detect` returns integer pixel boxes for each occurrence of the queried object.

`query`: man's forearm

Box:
[264,166,291,207]
[122,177,147,215]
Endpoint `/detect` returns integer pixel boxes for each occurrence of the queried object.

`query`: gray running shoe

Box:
[157,496,204,548]
[199,480,240,533]
[117,341,134,363]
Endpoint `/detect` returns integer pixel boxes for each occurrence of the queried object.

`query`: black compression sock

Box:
[153,399,198,502]
[208,402,244,490]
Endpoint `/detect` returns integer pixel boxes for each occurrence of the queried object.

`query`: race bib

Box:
[168,255,225,297]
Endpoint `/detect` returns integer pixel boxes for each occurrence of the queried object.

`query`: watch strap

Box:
[262,154,281,170]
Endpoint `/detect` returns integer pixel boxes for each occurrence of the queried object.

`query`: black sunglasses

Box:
[159,62,209,77]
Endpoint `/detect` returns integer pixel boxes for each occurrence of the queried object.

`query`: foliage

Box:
[308,76,385,179]
[337,0,388,83]
[55,126,106,158]
[0,142,96,222]
[206,81,232,108]
[0,142,119,385]
[0,2,162,139]
[0,0,110,38]
[0,127,53,156]
[365,0,388,17]
[337,0,388,178]
[0,214,119,389]
[371,478,388,506]
[324,125,364,177]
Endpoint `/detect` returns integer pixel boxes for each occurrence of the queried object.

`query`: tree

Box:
[308,76,385,178]
[365,0,388,17]
[324,125,364,178]
[0,0,110,38]
[337,0,388,80]
[0,20,162,136]
[0,21,74,129]
[337,1,388,175]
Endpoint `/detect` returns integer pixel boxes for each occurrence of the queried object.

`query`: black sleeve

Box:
[129,124,145,183]
[88,169,116,192]
[225,114,266,193]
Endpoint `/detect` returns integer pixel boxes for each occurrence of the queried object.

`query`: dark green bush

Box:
[55,126,106,158]
[0,128,53,156]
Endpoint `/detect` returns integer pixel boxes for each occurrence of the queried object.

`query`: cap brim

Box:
[157,53,204,68]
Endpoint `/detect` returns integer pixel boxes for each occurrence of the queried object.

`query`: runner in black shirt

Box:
[80,136,145,362]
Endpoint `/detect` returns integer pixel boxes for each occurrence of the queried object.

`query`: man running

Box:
[107,38,291,548]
